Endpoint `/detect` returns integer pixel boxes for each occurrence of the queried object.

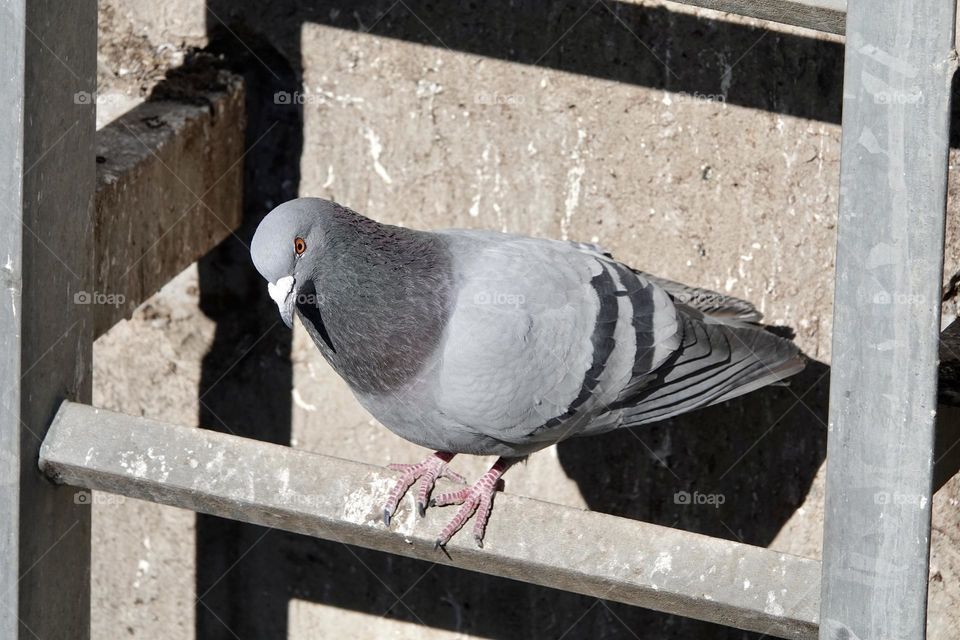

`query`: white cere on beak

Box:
[267,275,295,309]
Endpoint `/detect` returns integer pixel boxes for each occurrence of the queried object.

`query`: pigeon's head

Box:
[251,197,334,328]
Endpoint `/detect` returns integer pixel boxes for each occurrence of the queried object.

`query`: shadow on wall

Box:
[558,359,830,547]
[192,24,303,640]
[188,2,844,639]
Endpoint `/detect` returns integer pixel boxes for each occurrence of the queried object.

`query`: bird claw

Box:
[385,456,513,550]
[432,458,512,548]
[382,452,458,526]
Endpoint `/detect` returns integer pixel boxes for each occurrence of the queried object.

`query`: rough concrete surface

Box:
[44,402,821,640]
[90,1,960,639]
[93,65,245,337]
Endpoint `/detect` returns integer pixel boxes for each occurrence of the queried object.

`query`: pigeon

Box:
[250,197,804,548]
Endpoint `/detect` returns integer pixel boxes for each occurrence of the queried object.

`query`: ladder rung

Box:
[40,401,820,639]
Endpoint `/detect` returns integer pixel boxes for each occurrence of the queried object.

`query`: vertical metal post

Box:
[821,2,957,639]
[0,1,96,637]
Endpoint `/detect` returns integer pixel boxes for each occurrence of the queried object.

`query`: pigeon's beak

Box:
[267,275,296,328]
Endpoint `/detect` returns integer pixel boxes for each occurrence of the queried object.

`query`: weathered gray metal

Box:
[669,0,845,35]
[0,1,96,637]
[93,75,246,338]
[40,401,821,640]
[820,1,957,638]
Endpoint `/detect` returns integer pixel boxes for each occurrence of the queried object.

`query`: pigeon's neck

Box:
[301,213,452,395]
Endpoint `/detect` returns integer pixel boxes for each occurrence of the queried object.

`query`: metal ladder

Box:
[2,1,954,638]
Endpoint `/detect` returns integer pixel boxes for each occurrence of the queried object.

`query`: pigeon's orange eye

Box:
[294,237,307,256]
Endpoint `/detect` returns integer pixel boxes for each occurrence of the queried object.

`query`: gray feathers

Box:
[636,271,764,324]
[250,198,805,458]
[253,198,454,394]
[614,308,804,426]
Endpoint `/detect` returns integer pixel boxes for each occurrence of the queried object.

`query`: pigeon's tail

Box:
[617,308,805,427]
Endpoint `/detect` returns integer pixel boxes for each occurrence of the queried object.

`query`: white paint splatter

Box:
[119,452,148,478]
[651,552,673,576]
[415,79,443,99]
[342,476,397,528]
[292,388,317,412]
[205,449,225,473]
[144,447,170,482]
[363,127,392,184]
[277,467,291,498]
[561,128,587,241]
[718,53,733,101]
[469,143,503,222]
[764,590,785,616]
[322,165,335,189]
[133,558,151,589]
[468,193,481,218]
[743,579,751,590]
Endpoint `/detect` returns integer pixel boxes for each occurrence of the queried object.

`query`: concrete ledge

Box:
[40,401,820,639]
[93,69,245,339]
[666,0,845,35]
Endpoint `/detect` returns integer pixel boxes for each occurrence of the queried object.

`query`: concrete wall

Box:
[93,1,960,638]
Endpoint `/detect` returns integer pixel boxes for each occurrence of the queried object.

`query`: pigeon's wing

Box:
[560,258,803,435]
[633,272,763,324]
[566,240,762,324]
[434,231,682,447]
[611,305,805,427]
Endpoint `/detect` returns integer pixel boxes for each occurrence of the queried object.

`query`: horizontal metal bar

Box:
[39,401,820,639]
[664,0,846,35]
[92,72,245,339]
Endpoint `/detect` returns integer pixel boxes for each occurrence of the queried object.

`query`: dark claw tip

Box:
[475,536,484,549]
[417,501,426,517]
[434,539,444,551]
[383,509,391,526]
[428,499,436,508]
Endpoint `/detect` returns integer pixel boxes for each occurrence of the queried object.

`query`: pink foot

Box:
[382,452,466,526]
[431,457,515,548]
